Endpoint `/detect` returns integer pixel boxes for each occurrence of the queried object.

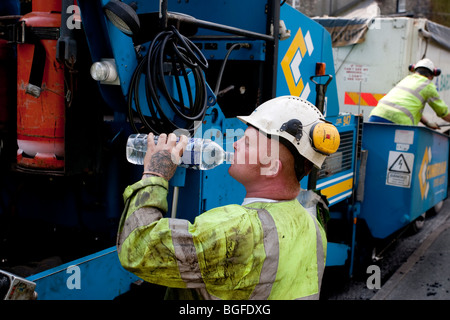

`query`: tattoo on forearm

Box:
[145,150,177,180]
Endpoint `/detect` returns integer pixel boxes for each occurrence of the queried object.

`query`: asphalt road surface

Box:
[320,196,450,300]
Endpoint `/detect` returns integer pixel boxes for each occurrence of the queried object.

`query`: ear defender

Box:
[310,122,340,155]
[408,64,441,76]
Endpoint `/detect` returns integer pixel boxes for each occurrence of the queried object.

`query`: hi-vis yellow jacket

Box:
[117,176,327,300]
[370,74,449,125]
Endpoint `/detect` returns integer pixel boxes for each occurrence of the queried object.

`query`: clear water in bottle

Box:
[126,134,149,165]
[126,134,234,170]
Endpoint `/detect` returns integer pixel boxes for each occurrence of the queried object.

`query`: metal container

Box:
[360,122,449,239]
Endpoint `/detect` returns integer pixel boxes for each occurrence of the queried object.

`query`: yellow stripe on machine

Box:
[321,178,354,199]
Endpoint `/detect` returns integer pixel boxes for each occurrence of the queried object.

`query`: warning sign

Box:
[342,64,369,83]
[386,151,414,188]
[389,154,410,172]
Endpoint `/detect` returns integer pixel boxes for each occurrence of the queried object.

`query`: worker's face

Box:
[229,126,279,182]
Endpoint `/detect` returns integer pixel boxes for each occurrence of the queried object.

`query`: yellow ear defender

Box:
[310,122,340,155]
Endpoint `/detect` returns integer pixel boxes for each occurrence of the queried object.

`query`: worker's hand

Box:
[143,133,188,181]
[425,121,440,130]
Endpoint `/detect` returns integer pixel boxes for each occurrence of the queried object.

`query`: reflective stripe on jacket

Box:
[370,74,449,125]
[116,176,327,300]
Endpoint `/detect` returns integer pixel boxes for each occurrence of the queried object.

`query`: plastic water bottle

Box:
[126,133,234,170]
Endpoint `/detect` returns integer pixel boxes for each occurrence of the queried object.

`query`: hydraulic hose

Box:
[128,25,209,135]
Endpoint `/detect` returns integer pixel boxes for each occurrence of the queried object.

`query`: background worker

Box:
[368,58,450,129]
[116,96,340,300]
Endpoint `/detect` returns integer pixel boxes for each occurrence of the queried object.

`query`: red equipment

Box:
[16,0,65,170]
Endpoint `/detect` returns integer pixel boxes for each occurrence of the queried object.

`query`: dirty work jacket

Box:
[370,74,449,125]
[116,176,327,300]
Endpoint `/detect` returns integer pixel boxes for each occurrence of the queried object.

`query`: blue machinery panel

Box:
[277,5,339,117]
[27,247,139,300]
[309,114,359,205]
[322,121,449,266]
[360,123,449,239]
[316,114,360,268]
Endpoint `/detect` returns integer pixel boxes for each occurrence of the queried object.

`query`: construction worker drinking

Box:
[116,96,340,300]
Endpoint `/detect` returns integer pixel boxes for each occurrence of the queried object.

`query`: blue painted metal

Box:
[277,5,340,117]
[349,202,360,275]
[193,40,266,61]
[77,0,129,111]
[128,0,269,36]
[27,247,139,300]
[326,242,350,267]
[360,123,449,239]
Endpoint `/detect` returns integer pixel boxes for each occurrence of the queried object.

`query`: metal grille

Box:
[318,130,354,179]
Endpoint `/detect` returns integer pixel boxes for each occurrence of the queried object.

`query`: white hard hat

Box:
[237,95,340,168]
[414,58,435,71]
[413,58,441,76]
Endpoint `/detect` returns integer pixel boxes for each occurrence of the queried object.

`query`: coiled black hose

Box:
[128,25,209,135]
